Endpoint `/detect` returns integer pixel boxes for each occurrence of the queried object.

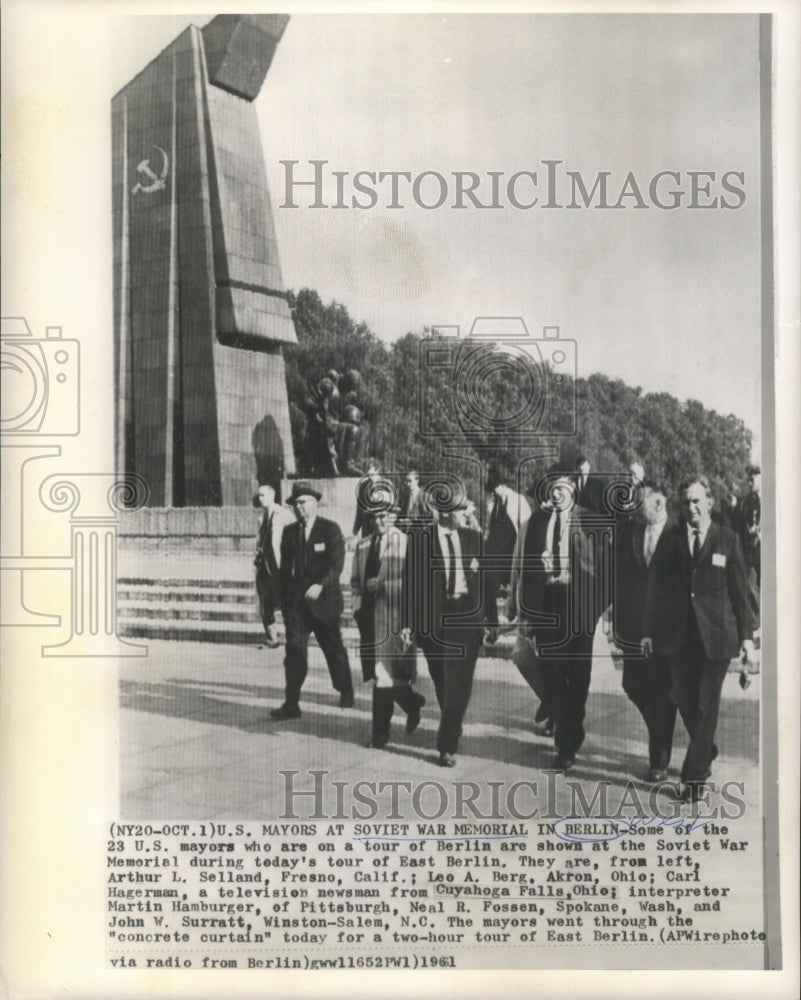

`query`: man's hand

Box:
[400,627,413,650]
[305,583,323,601]
[641,637,653,657]
[524,632,538,657]
[365,576,381,593]
[741,639,755,663]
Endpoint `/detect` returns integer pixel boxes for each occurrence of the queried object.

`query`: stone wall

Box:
[118,478,362,555]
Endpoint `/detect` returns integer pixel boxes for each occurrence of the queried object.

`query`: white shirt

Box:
[367,531,388,567]
[544,508,571,567]
[686,519,710,556]
[491,487,532,538]
[265,504,292,567]
[643,517,667,567]
[438,526,468,597]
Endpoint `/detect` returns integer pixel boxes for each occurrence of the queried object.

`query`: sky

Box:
[112,13,763,451]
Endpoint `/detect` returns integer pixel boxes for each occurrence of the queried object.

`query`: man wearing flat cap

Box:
[271,481,354,720]
[352,506,424,748]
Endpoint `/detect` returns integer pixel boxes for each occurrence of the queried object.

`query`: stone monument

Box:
[112,14,296,507]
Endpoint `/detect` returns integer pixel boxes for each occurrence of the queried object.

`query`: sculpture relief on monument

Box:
[112,14,296,507]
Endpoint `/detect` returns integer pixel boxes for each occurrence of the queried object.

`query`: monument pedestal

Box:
[118,478,362,556]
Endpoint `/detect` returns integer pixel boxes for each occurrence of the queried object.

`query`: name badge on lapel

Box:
[314,542,325,552]
[712,553,726,568]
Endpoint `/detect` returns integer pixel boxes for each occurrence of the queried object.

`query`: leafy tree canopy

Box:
[284,289,754,509]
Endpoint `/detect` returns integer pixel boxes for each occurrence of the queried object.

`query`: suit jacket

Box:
[517,506,596,633]
[280,515,345,621]
[574,473,605,515]
[411,525,484,652]
[486,490,531,560]
[612,517,674,647]
[351,527,414,682]
[643,519,751,660]
[717,499,745,540]
[397,488,434,529]
[741,490,761,567]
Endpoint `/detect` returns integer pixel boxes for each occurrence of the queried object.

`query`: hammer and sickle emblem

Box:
[131,145,169,195]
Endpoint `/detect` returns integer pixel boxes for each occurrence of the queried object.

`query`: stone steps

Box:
[115,576,758,675]
[115,575,519,655]
[118,576,365,648]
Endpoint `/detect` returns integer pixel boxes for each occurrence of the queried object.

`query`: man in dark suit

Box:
[718,481,745,538]
[611,480,677,781]
[741,466,761,632]
[573,454,605,515]
[514,467,598,771]
[352,459,382,539]
[253,482,292,649]
[271,481,354,720]
[484,473,531,642]
[397,470,434,531]
[410,500,485,767]
[643,475,753,802]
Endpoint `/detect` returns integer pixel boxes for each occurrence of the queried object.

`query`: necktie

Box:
[692,528,701,564]
[365,532,381,580]
[444,531,456,598]
[490,496,501,530]
[552,510,563,572]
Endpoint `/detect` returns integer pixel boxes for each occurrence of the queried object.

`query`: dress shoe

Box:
[439,753,457,768]
[365,735,388,750]
[339,691,355,709]
[647,767,669,783]
[269,703,301,721]
[406,694,426,734]
[553,753,575,773]
[680,782,710,804]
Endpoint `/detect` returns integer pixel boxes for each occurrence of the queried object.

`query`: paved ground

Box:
[120,635,761,821]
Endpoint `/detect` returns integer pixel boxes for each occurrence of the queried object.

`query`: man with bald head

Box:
[611,479,677,781]
[643,474,752,802]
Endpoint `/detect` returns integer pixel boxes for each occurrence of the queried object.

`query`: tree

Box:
[283,289,756,510]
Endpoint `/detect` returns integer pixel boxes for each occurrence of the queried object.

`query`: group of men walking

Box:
[253,458,758,803]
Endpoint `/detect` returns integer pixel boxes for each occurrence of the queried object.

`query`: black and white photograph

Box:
[1,1,799,996]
